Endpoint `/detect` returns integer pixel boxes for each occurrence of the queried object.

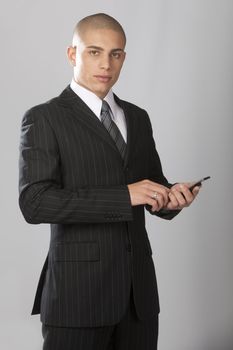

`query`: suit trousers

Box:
[42,285,159,350]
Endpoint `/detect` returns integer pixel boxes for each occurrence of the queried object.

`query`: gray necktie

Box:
[101,100,126,159]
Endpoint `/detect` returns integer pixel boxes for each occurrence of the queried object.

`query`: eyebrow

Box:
[86,45,124,52]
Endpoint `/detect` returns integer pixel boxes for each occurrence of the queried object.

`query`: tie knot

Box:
[101,100,111,114]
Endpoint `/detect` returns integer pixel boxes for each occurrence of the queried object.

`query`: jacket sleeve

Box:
[143,110,181,220]
[18,108,133,224]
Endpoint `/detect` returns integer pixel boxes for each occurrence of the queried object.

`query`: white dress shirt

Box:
[70,79,127,142]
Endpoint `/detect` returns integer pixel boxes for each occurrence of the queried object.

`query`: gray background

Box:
[1,0,232,349]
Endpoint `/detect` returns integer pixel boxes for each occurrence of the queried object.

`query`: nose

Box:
[100,54,111,70]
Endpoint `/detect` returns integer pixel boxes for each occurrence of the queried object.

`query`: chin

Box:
[95,89,109,98]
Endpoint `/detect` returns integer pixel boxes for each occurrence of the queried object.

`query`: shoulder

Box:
[22,85,80,124]
[23,96,59,119]
[21,90,65,129]
[116,96,144,113]
[116,96,152,126]
[115,95,149,116]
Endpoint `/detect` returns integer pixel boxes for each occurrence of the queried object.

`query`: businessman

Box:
[19,13,200,350]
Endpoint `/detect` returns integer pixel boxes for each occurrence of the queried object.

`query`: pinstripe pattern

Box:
[42,286,158,350]
[19,85,180,328]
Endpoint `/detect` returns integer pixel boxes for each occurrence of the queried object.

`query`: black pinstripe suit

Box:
[19,85,179,329]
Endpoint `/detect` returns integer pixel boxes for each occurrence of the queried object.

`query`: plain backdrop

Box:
[1,1,233,349]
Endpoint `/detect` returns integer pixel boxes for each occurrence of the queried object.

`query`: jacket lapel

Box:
[114,95,140,169]
[58,86,122,157]
[57,86,139,168]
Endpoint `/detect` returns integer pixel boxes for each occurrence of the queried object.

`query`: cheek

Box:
[113,63,123,79]
[78,61,92,80]
[84,60,98,76]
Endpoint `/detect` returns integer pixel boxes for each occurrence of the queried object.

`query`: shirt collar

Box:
[70,79,118,120]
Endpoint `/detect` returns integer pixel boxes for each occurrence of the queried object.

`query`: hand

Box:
[165,182,200,210]
[127,179,170,212]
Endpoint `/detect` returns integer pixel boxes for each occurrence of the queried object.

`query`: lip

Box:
[94,75,112,83]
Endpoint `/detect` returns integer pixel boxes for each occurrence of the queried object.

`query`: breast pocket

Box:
[52,241,100,262]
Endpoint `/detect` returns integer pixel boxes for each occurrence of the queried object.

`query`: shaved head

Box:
[67,13,126,98]
[72,13,126,47]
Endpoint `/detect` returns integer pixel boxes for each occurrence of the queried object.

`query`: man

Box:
[19,13,200,350]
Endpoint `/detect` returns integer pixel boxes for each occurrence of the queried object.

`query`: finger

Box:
[141,192,158,211]
[151,187,169,209]
[191,186,200,197]
[168,192,179,209]
[144,187,167,206]
[152,193,164,211]
[178,185,194,204]
[182,183,201,197]
[148,186,169,205]
[150,199,160,212]
[170,189,187,207]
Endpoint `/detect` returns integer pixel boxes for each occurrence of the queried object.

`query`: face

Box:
[67,28,126,98]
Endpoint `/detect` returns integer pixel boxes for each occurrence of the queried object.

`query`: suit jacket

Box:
[18,85,179,327]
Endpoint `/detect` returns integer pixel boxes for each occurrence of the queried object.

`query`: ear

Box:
[67,46,76,67]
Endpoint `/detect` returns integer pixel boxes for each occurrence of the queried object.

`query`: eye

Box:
[89,50,100,56]
[111,52,121,59]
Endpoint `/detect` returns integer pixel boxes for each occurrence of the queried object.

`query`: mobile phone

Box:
[189,176,211,192]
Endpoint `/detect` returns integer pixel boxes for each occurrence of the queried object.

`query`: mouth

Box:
[94,75,112,83]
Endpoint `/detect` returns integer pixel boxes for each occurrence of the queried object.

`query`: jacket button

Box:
[126,243,132,252]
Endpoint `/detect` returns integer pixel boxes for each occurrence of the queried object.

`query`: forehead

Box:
[77,28,125,49]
